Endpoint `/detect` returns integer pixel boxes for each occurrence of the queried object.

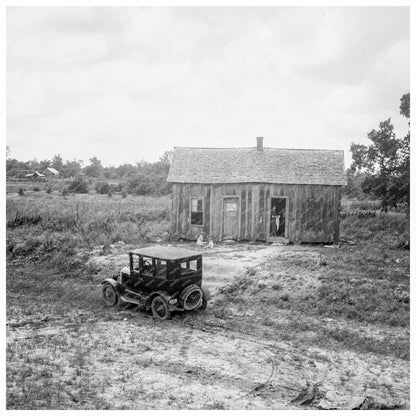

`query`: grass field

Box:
[6,191,410,409]
[7,192,171,258]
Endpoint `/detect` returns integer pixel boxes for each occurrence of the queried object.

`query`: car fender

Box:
[102,278,121,292]
[201,284,212,301]
[149,291,182,311]
[149,291,173,304]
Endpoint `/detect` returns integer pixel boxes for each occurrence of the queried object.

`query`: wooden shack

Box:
[167,138,346,244]
[25,171,46,181]
[42,167,60,178]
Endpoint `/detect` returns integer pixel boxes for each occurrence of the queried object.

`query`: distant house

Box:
[167,137,347,244]
[43,167,60,177]
[25,171,46,180]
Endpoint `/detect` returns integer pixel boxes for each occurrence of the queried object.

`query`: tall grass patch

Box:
[7,194,171,254]
[306,214,409,327]
[341,211,409,248]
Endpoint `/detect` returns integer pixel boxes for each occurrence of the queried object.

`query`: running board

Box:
[119,294,147,306]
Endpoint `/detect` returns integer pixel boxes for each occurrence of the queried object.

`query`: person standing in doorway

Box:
[275,214,281,236]
[271,207,277,236]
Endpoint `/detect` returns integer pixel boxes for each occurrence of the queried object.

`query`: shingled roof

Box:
[167,147,346,186]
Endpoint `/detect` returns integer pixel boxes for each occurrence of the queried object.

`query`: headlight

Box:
[169,299,177,304]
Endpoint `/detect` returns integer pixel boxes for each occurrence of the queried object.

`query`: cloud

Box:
[7,6,125,36]
[6,6,410,167]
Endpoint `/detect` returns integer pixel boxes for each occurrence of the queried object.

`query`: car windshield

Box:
[131,254,141,271]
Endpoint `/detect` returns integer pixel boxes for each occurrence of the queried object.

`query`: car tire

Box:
[180,285,203,310]
[200,299,208,310]
[102,283,118,307]
[151,296,172,320]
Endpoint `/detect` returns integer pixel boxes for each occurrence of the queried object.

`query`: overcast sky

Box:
[7,6,410,167]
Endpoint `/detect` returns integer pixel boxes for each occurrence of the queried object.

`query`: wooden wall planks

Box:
[170,183,342,243]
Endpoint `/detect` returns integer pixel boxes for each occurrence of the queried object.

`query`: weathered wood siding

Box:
[171,183,342,243]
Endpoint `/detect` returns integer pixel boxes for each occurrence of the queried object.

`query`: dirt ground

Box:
[6,242,410,410]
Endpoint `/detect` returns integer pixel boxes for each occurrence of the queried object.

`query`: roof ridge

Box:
[174,146,343,152]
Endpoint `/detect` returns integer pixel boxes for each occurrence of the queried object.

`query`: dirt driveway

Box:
[7,242,409,409]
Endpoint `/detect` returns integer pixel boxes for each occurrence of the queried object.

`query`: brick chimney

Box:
[256,136,264,151]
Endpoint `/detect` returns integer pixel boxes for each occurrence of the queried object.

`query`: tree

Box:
[159,150,173,165]
[83,156,103,178]
[396,92,410,207]
[400,93,410,118]
[62,159,83,178]
[343,168,369,200]
[6,158,30,177]
[116,163,136,179]
[27,158,51,172]
[51,154,64,172]
[350,94,410,210]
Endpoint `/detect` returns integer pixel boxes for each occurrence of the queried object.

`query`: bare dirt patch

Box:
[7,241,409,409]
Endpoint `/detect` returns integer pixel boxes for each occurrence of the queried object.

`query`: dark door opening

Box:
[270,197,286,238]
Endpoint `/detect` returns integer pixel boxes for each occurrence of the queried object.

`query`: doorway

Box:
[269,197,288,239]
[222,197,239,240]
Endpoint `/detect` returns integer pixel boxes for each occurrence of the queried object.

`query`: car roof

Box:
[130,245,201,261]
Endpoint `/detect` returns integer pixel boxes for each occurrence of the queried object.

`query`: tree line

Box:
[6,150,173,196]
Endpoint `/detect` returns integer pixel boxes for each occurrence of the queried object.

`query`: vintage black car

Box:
[102,246,211,319]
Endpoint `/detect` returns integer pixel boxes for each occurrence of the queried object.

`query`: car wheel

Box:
[102,283,118,307]
[180,285,203,310]
[151,296,172,320]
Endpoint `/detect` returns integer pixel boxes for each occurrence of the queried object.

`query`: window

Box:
[181,260,198,271]
[131,254,141,271]
[141,256,153,274]
[191,198,204,225]
[154,259,167,278]
[139,257,167,278]
[225,201,237,215]
[180,258,202,276]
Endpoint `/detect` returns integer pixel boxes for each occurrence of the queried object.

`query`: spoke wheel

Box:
[151,296,172,320]
[102,283,118,307]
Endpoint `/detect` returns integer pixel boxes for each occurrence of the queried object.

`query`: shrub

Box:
[115,183,124,192]
[68,175,89,194]
[121,190,127,198]
[33,186,41,192]
[10,236,44,258]
[126,174,152,195]
[45,185,53,194]
[61,187,69,196]
[18,188,24,196]
[95,180,111,195]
